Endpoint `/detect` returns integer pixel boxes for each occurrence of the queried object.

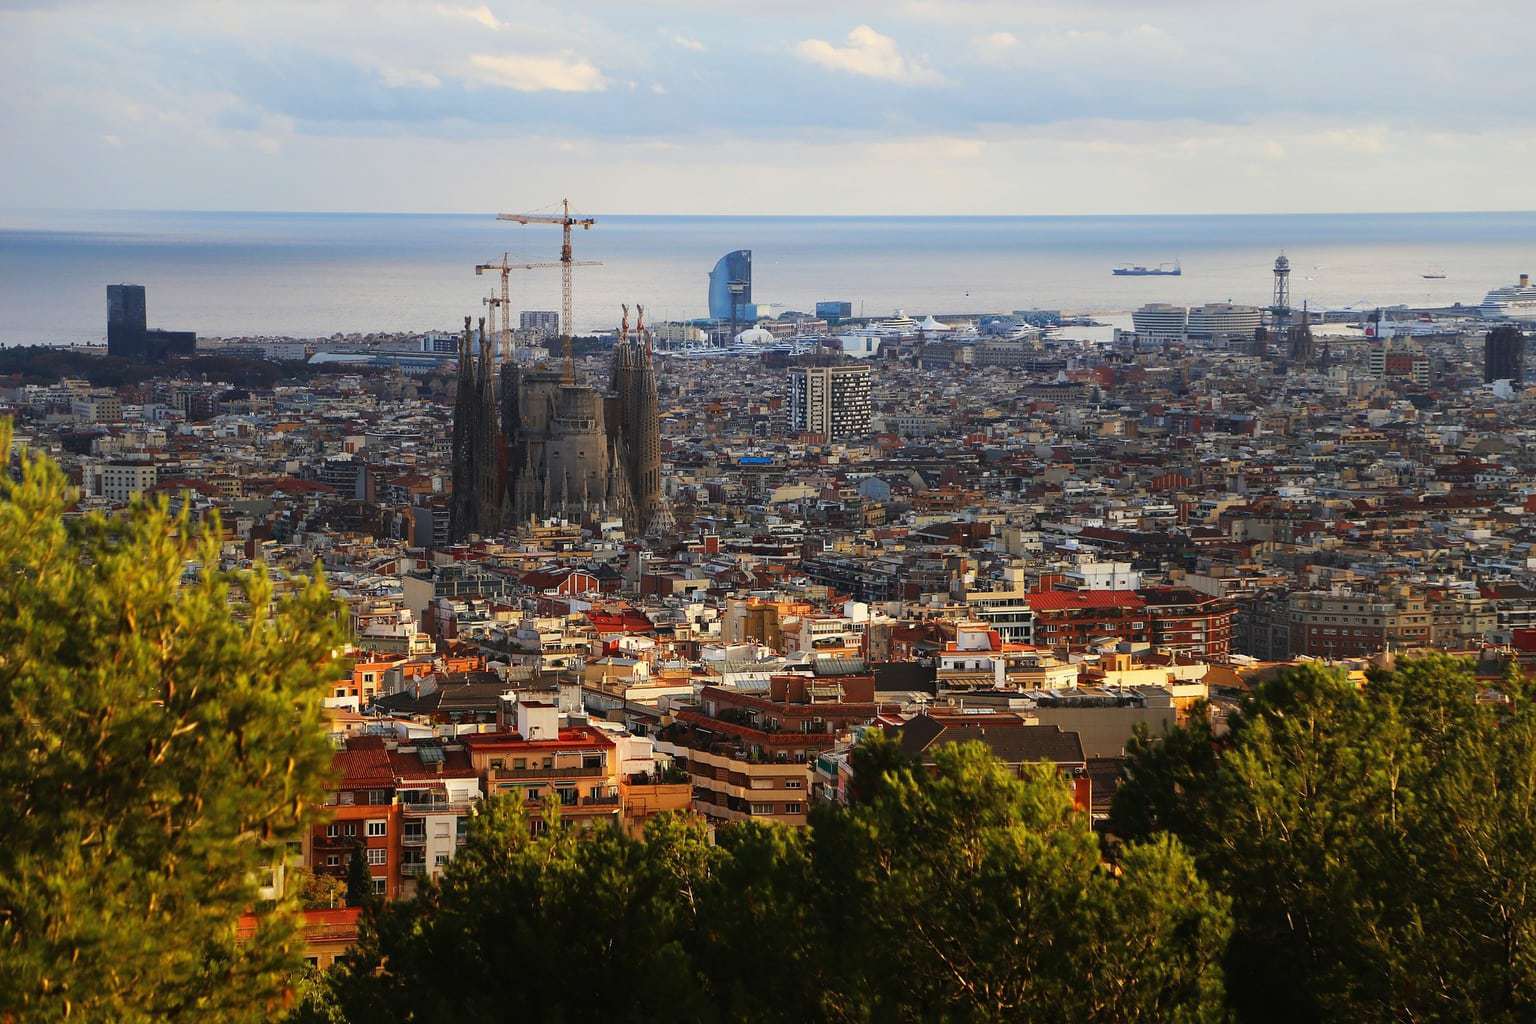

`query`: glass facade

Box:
[707,250,752,321]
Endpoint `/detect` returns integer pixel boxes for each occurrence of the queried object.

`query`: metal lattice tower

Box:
[1271,253,1291,332]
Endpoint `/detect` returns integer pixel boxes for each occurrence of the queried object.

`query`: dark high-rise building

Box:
[816,300,853,322]
[107,284,147,352]
[106,284,195,361]
[1485,324,1526,384]
[707,250,752,322]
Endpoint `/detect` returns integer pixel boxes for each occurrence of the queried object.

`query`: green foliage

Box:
[290,867,347,911]
[1113,655,1536,1023]
[0,419,344,1022]
[812,743,1229,1023]
[323,798,716,1024]
[343,846,372,909]
[318,737,1229,1024]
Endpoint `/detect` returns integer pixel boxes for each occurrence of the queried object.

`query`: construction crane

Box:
[481,293,504,364]
[474,253,601,367]
[495,198,596,382]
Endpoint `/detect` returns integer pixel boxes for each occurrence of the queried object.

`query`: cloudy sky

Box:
[3,0,1532,215]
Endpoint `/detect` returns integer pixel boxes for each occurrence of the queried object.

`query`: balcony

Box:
[401,832,427,847]
[400,799,474,816]
[489,765,603,781]
[581,793,621,807]
[400,862,427,878]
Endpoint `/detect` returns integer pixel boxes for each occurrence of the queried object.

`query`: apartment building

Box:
[1027,591,1149,652]
[311,739,400,900]
[1286,588,1433,659]
[785,363,872,440]
[1141,587,1234,661]
[662,671,883,827]
[463,703,624,832]
[388,743,481,895]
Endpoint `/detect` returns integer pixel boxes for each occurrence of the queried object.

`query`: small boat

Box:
[1422,267,1447,279]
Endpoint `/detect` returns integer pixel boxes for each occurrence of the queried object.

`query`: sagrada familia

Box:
[449,306,667,541]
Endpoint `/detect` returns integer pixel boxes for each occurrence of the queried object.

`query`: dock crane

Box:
[475,253,601,366]
[495,199,596,381]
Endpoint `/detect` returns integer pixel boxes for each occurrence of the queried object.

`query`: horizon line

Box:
[5,206,1536,221]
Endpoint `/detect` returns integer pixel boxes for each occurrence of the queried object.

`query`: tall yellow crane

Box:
[495,198,596,381]
[475,253,601,366]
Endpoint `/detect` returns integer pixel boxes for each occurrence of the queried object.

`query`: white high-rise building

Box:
[1187,303,1263,343]
[786,364,871,440]
[1131,303,1188,342]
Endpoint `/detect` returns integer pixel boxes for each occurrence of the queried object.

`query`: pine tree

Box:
[0,420,344,1023]
[1113,655,1536,1022]
[320,739,1230,1023]
[344,846,372,909]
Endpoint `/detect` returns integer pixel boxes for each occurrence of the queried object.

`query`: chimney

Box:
[1522,273,1530,288]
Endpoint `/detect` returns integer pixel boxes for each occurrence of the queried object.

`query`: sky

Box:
[2,0,1533,216]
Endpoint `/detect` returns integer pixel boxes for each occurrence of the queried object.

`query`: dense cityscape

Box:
[7,0,1536,1016]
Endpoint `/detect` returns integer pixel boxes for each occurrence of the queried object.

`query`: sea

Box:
[1,209,1533,346]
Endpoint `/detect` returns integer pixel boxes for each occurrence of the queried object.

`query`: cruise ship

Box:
[1480,273,1536,322]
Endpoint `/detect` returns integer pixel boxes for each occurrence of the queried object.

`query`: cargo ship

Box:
[1112,261,1181,277]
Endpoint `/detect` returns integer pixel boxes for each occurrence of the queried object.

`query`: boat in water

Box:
[1480,273,1536,322]
[1422,267,1447,279]
[1113,260,1181,277]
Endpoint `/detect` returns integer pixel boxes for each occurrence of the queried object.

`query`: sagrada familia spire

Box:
[449,306,667,542]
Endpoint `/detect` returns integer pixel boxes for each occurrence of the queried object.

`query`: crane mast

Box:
[475,251,601,367]
[495,198,596,383]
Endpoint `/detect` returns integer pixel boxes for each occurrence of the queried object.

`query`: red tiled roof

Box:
[333,740,395,788]
[463,725,616,752]
[387,745,479,781]
[1026,591,1146,612]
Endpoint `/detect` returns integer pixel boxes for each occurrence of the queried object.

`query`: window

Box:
[750,803,774,815]
[456,816,468,836]
[338,791,355,806]
[368,789,390,805]
[366,820,386,837]
[512,758,526,770]
[434,854,450,867]
[371,878,387,896]
[785,779,804,789]
[786,803,804,814]
[556,788,578,806]
[366,848,386,866]
[490,758,504,771]
[325,824,339,838]
[326,855,339,867]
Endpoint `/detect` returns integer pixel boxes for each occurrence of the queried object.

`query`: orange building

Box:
[310,738,401,900]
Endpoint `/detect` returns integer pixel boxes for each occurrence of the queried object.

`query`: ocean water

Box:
[0,210,1532,346]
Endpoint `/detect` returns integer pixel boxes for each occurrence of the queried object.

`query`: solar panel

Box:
[416,745,445,765]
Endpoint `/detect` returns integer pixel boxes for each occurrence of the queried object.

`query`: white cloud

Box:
[973,30,1018,60]
[671,33,705,52]
[377,66,442,89]
[466,53,607,93]
[794,25,943,85]
[434,4,502,31]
